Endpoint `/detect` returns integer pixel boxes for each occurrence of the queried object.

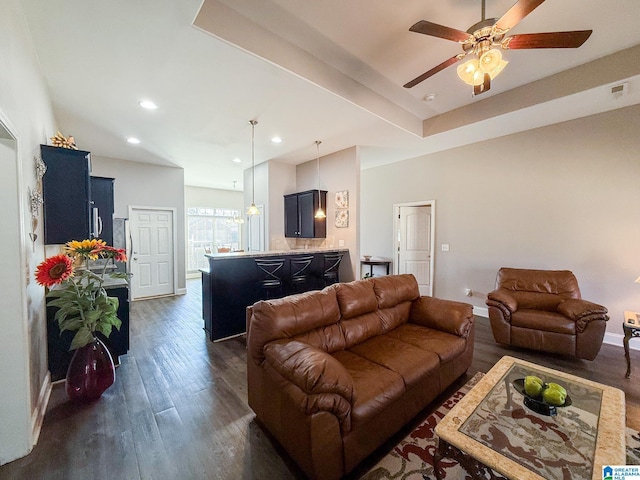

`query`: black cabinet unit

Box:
[47,283,130,381]
[284,190,327,238]
[90,176,115,245]
[41,145,92,244]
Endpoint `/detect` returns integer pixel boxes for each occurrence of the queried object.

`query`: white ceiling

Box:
[20,0,640,190]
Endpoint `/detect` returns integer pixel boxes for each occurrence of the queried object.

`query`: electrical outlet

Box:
[464,288,472,297]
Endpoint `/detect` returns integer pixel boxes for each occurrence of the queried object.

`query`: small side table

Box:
[361,259,391,277]
[624,320,640,378]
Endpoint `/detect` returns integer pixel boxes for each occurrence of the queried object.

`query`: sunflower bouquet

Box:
[35,239,129,349]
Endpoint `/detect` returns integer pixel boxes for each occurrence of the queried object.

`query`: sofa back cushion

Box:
[495,268,581,310]
[371,274,420,309]
[248,287,341,365]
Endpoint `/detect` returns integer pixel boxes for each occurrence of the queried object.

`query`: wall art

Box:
[335,190,349,209]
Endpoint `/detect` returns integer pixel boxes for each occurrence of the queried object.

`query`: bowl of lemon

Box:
[512,375,571,416]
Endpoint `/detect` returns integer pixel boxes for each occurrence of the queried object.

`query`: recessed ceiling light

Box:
[139,100,158,110]
[232,157,241,163]
[127,137,141,144]
[423,93,437,102]
[271,136,282,144]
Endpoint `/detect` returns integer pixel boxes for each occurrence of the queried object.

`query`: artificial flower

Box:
[35,239,130,349]
[35,254,74,287]
[65,239,106,260]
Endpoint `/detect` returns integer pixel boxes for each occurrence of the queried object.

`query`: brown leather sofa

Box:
[247,274,474,480]
[486,268,609,360]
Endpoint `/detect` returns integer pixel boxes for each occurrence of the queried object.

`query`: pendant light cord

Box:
[316,140,322,211]
[250,120,257,206]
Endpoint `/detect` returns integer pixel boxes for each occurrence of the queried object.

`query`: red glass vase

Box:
[65,337,115,403]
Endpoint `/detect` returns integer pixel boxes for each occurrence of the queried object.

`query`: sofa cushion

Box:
[249,288,341,364]
[511,309,576,335]
[347,334,440,388]
[371,274,420,309]
[335,280,378,319]
[331,350,405,426]
[386,324,466,364]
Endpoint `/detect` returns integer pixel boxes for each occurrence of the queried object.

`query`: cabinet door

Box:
[298,191,316,238]
[41,145,92,244]
[90,176,115,245]
[284,194,299,237]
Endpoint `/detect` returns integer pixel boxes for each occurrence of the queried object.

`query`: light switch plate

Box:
[441,244,449,252]
[338,239,344,247]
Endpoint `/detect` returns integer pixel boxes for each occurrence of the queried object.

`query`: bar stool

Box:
[322,253,343,287]
[255,258,285,299]
[289,255,314,293]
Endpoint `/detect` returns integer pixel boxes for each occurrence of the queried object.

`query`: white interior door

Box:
[397,204,433,296]
[130,207,175,299]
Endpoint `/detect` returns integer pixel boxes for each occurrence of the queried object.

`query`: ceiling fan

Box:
[404,0,592,95]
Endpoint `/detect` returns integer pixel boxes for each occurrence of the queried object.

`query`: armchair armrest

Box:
[409,296,474,338]
[486,289,518,313]
[557,299,609,332]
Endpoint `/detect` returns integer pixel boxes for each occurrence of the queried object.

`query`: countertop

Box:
[205,247,348,261]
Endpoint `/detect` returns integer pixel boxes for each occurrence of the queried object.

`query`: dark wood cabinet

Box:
[47,283,130,381]
[90,176,115,245]
[41,145,92,244]
[284,190,327,238]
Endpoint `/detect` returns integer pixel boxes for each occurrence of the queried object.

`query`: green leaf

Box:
[58,317,84,333]
[96,323,113,338]
[70,327,94,350]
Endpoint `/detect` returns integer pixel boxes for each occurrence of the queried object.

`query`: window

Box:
[187,207,242,273]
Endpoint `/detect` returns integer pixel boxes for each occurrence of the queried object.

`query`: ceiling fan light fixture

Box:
[456,58,480,85]
[479,48,502,73]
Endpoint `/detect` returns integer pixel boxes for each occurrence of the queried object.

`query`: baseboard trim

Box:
[604,331,640,351]
[31,372,52,447]
[176,288,187,295]
[473,306,489,318]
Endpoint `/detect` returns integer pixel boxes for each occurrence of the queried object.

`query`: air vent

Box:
[610,82,628,99]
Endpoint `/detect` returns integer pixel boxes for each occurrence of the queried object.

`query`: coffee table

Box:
[434,356,626,480]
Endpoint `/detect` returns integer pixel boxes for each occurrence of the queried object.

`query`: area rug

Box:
[361,373,640,480]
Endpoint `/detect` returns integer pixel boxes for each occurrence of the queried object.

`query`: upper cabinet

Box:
[284,190,327,238]
[41,145,115,245]
[41,145,92,244]
[90,176,115,245]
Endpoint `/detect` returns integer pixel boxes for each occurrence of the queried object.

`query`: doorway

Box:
[128,206,177,300]
[393,201,435,296]
[0,117,32,463]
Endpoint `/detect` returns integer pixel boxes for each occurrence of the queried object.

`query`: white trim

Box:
[392,200,436,296]
[128,206,179,299]
[473,306,489,318]
[176,288,187,295]
[31,373,51,446]
[604,331,640,351]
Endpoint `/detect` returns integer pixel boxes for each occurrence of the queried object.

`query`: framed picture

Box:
[335,190,349,209]
[335,210,349,228]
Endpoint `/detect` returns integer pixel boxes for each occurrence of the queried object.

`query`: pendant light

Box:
[314,140,326,219]
[247,120,260,216]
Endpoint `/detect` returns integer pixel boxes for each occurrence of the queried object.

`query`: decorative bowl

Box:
[363,255,372,261]
[512,378,572,417]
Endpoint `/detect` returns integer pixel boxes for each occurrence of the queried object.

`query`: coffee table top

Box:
[435,356,626,480]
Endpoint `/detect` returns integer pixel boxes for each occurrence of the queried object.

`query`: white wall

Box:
[0,0,58,464]
[268,161,296,250]
[91,156,187,292]
[361,105,640,338]
[185,185,243,210]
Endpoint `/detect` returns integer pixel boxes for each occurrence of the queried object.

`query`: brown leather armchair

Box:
[486,268,609,360]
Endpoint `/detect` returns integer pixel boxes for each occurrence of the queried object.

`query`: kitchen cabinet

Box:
[47,282,130,381]
[90,176,115,245]
[284,189,327,238]
[41,145,92,244]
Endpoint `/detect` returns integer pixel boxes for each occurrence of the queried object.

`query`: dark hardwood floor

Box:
[2,279,638,479]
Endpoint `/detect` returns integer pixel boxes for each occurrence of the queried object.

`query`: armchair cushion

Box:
[557,298,608,320]
[487,289,518,313]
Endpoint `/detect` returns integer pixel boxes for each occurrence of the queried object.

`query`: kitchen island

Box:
[201,248,349,341]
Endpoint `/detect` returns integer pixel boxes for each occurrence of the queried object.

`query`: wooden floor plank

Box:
[1,278,637,479]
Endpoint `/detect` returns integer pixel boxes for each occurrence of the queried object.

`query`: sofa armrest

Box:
[264,340,355,404]
[486,289,518,313]
[409,297,474,338]
[557,299,609,332]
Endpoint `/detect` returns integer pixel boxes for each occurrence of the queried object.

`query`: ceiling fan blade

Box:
[495,0,546,32]
[503,30,593,49]
[404,55,461,88]
[474,73,491,95]
[409,20,471,43]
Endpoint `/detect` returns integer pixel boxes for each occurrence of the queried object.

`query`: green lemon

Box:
[524,375,544,398]
[542,387,566,406]
[546,382,567,397]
